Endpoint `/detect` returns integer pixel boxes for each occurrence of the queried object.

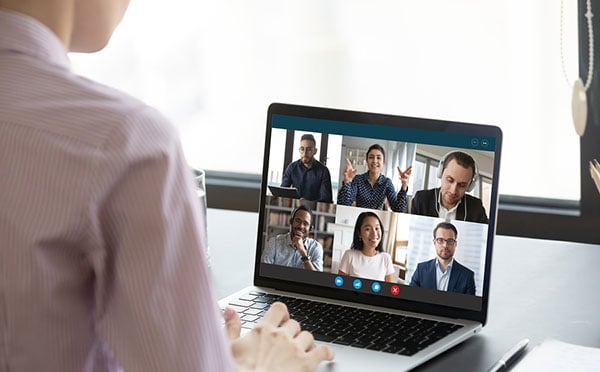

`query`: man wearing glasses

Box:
[281,134,333,203]
[261,205,324,271]
[409,222,476,295]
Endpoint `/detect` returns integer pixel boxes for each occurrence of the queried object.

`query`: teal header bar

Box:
[272,114,497,151]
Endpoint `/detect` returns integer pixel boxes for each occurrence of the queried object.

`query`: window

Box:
[69,1,600,243]
[70,0,582,201]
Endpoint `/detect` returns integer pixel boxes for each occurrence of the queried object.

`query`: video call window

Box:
[260,118,497,310]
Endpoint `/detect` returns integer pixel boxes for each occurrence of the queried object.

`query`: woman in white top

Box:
[338,211,395,283]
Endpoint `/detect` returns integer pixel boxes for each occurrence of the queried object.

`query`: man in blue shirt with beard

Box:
[281,134,333,203]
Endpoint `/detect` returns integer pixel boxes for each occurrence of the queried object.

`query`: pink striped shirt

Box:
[0,9,234,372]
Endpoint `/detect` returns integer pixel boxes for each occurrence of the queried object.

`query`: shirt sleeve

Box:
[410,190,421,215]
[319,166,333,203]
[474,200,489,223]
[92,107,235,372]
[409,264,421,287]
[384,253,395,276]
[310,241,324,271]
[466,270,476,295]
[261,237,277,264]
[337,180,357,206]
[338,249,351,274]
[281,163,293,187]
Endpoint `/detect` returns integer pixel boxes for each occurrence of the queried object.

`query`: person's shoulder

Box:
[413,261,425,274]
[453,260,474,275]
[380,175,394,186]
[339,249,351,261]
[417,258,435,267]
[314,160,331,172]
[356,172,369,181]
[464,193,484,206]
[4,54,175,152]
[286,159,302,169]
[342,248,357,258]
[414,188,436,198]
[267,233,289,249]
[380,251,394,263]
[271,232,290,242]
[49,70,177,154]
[379,251,392,259]
[77,76,176,142]
[307,237,323,249]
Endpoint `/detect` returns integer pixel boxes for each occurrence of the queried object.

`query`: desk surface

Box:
[207,208,600,371]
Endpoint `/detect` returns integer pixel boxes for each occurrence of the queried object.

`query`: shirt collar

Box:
[435,258,454,272]
[0,9,71,70]
[298,159,315,170]
[363,172,385,185]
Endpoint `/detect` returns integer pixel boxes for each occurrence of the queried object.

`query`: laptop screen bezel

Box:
[253,102,502,325]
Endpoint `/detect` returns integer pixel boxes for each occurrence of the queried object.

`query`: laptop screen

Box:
[255,103,502,324]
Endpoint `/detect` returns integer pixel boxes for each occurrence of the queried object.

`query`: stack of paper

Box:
[512,339,600,372]
[591,159,600,195]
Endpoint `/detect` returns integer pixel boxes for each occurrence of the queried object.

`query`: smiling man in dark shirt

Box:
[281,134,333,202]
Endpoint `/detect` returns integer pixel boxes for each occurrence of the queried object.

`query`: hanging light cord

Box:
[561,0,594,91]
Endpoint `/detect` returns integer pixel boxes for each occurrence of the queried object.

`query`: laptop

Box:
[219,103,502,371]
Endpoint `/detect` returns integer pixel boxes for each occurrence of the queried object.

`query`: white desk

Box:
[207,208,600,371]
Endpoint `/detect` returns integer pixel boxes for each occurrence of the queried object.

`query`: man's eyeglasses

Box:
[434,238,457,247]
[299,147,314,153]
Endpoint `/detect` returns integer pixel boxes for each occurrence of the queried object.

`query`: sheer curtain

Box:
[385,143,417,192]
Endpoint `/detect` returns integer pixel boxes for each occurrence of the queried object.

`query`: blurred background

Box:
[70,0,600,243]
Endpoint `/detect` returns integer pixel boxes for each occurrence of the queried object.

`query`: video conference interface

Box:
[258,114,499,311]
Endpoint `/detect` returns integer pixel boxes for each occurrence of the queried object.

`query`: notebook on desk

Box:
[219,103,503,371]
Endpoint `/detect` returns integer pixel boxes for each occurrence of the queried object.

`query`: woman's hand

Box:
[397,165,413,190]
[343,158,358,183]
[224,302,334,371]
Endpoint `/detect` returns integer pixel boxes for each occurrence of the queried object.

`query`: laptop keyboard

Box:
[225,291,463,356]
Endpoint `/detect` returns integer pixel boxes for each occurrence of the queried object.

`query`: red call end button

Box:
[390,285,400,296]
